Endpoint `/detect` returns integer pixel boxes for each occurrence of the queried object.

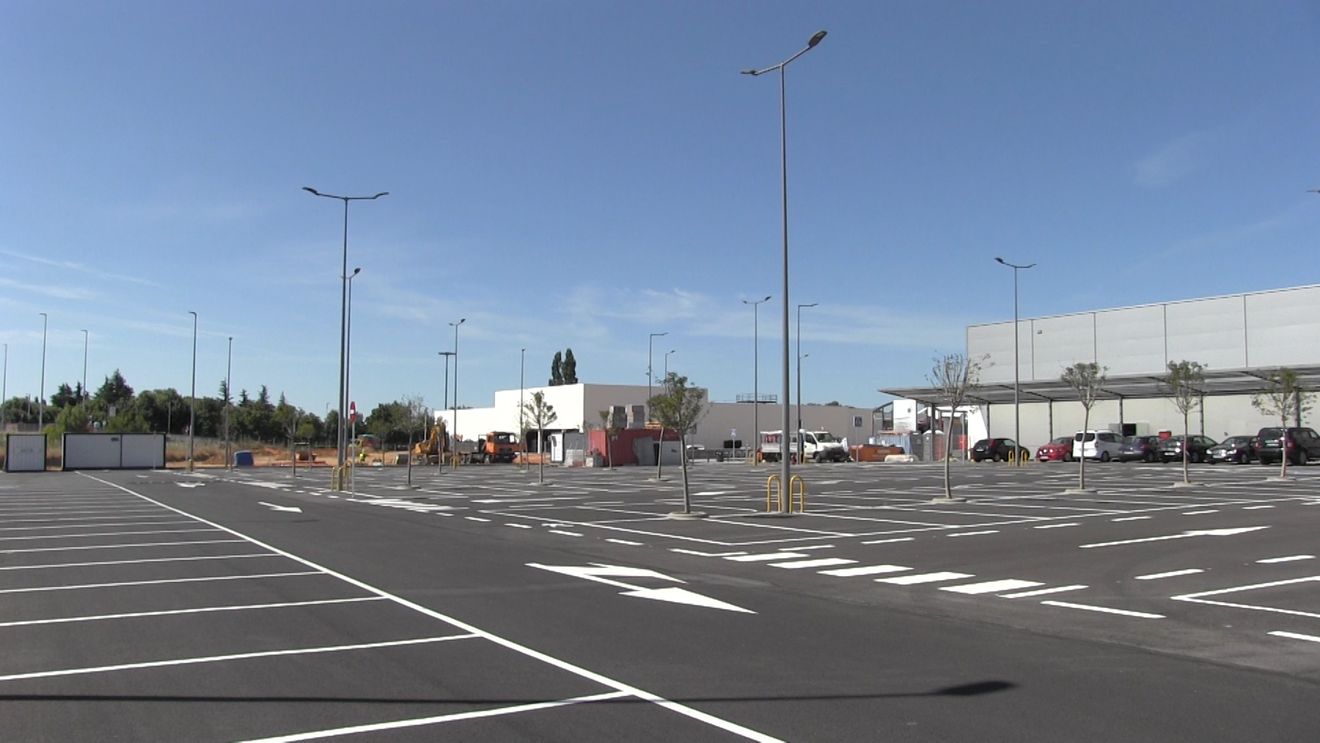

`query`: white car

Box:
[1072,430,1123,461]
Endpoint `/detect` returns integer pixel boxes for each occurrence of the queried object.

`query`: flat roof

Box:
[881,365,1320,406]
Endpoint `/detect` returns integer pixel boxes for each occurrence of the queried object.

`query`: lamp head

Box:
[740,69,759,76]
[372,192,389,199]
[808,30,827,48]
[302,186,320,195]
[994,257,1006,265]
[351,266,361,276]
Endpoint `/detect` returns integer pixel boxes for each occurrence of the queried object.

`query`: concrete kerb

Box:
[667,511,709,520]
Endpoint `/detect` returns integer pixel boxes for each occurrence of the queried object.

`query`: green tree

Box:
[1252,368,1314,479]
[94,370,134,410]
[562,348,578,384]
[927,354,983,502]
[1061,361,1108,492]
[50,383,80,411]
[1165,360,1206,485]
[52,403,91,437]
[549,352,564,386]
[647,373,708,515]
[522,391,558,483]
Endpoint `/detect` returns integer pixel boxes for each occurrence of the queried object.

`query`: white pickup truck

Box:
[759,430,849,463]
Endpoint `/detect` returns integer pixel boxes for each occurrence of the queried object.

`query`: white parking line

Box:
[1134,568,1204,580]
[0,539,247,554]
[819,565,911,577]
[941,579,1043,595]
[0,635,476,682]
[1256,555,1315,564]
[1000,584,1088,598]
[0,520,196,532]
[0,597,385,628]
[1183,510,1218,515]
[947,531,999,538]
[0,571,323,594]
[1111,516,1151,522]
[1041,601,1164,619]
[876,572,973,585]
[0,528,219,542]
[606,539,644,546]
[504,523,533,529]
[244,690,632,742]
[548,530,583,537]
[0,553,277,571]
[1269,631,1320,644]
[1033,523,1079,529]
[770,558,857,570]
[1242,505,1275,510]
[727,552,810,562]
[860,537,915,545]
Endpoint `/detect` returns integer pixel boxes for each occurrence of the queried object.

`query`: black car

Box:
[1208,435,1256,464]
[971,438,1030,463]
[1158,435,1217,463]
[1117,435,1161,462]
[1255,427,1320,466]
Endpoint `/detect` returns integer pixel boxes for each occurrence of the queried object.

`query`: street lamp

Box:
[80,329,88,406]
[303,185,388,490]
[38,313,47,429]
[449,318,466,442]
[743,29,827,509]
[188,310,197,473]
[664,349,676,377]
[438,349,455,470]
[796,302,818,462]
[345,267,362,445]
[995,257,1035,465]
[648,331,668,413]
[225,336,232,471]
[2,343,7,432]
[519,347,526,468]
[742,295,771,461]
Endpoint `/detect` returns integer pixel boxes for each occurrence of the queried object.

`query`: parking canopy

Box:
[880,365,1320,406]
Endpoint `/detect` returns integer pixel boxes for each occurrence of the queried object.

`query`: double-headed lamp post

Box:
[796,302,817,461]
[995,257,1035,465]
[743,29,827,509]
[742,295,771,461]
[303,186,388,490]
[648,331,668,413]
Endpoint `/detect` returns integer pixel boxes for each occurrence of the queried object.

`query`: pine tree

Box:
[563,348,578,384]
[550,352,564,386]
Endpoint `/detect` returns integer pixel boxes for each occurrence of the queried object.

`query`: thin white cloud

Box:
[1132,129,1215,188]
[0,276,98,301]
[0,248,158,287]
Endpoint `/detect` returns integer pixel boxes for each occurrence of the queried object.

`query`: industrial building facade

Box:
[885,284,1320,449]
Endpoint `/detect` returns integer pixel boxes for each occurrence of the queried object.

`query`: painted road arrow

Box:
[528,563,754,614]
[258,501,303,513]
[1080,526,1269,549]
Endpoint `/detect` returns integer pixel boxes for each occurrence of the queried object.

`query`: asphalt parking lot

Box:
[3,459,1319,741]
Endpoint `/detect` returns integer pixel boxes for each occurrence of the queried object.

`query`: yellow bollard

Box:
[789,475,807,512]
[766,475,782,512]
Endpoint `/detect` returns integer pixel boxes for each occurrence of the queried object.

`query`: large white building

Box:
[436,383,874,457]
[884,284,1320,448]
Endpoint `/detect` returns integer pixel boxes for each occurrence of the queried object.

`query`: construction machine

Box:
[411,421,448,464]
[472,431,518,464]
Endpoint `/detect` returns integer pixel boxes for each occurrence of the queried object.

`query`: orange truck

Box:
[472,431,518,464]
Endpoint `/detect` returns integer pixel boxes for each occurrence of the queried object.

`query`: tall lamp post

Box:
[2,343,8,432]
[225,336,232,471]
[449,318,466,443]
[437,350,455,471]
[995,257,1035,465]
[742,295,771,462]
[188,311,197,472]
[664,349,676,377]
[647,331,668,413]
[38,312,47,430]
[519,347,526,468]
[303,186,388,490]
[743,29,827,509]
[796,302,817,462]
[80,329,88,407]
[345,267,362,449]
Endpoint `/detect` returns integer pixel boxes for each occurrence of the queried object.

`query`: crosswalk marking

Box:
[941,579,1043,595]
[770,558,857,570]
[876,571,973,585]
[819,564,912,577]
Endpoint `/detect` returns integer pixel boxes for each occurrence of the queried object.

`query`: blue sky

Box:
[3,1,1318,417]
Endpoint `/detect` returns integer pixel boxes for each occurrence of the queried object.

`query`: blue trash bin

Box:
[233,450,254,467]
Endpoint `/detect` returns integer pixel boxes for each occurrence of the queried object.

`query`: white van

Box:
[1073,430,1123,462]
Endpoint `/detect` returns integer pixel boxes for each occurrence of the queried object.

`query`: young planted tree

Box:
[1061,362,1108,492]
[927,354,983,502]
[648,373,708,515]
[1252,368,1313,479]
[1164,360,1206,485]
[597,409,618,469]
[522,391,558,483]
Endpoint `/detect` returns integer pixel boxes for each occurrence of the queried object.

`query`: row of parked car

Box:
[971,427,1320,466]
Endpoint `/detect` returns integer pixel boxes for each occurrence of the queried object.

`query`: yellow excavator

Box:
[411,421,448,464]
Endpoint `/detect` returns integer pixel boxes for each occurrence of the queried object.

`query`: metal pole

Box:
[796,302,817,462]
[742,296,770,462]
[2,343,7,432]
[744,29,826,512]
[450,318,466,444]
[995,257,1034,465]
[438,350,454,470]
[80,329,88,407]
[345,268,361,462]
[648,331,668,415]
[225,336,232,471]
[303,187,387,490]
[520,347,526,469]
[664,349,675,377]
[188,311,197,472]
[38,312,47,430]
